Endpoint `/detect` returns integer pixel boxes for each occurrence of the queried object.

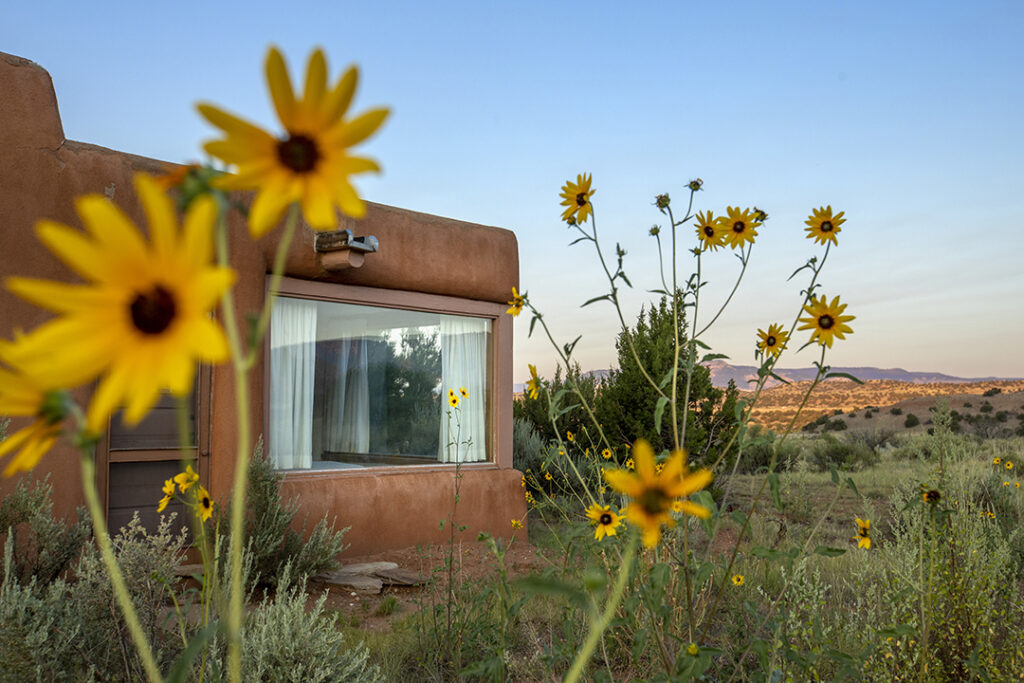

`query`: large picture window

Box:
[268,295,491,470]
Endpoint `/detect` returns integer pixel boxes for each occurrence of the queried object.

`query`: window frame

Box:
[263,276,510,478]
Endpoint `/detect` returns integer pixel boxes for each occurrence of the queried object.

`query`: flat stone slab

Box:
[313,562,425,593]
[335,561,399,574]
[374,567,425,586]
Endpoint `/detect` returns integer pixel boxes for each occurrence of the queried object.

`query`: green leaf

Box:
[568,235,590,246]
[654,396,670,434]
[876,624,917,638]
[619,272,633,288]
[581,294,612,308]
[845,477,861,497]
[730,509,748,528]
[700,353,730,363]
[515,574,590,610]
[692,490,717,536]
[767,472,782,511]
[768,372,792,386]
[165,621,221,683]
[658,368,674,390]
[825,371,864,384]
[829,465,840,486]
[528,314,539,337]
[692,339,711,350]
[813,545,847,557]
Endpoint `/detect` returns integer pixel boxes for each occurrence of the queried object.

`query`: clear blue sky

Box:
[4,1,1023,382]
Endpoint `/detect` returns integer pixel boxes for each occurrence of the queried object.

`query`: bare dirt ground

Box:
[311,537,549,632]
[747,379,1024,432]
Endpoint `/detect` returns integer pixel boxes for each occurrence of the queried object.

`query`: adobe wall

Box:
[0,52,526,553]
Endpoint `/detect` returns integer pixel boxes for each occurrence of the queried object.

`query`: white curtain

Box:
[438,315,488,462]
[322,331,370,454]
[269,298,317,469]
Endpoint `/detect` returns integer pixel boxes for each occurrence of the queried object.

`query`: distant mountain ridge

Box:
[513,362,1019,393]
[701,360,1017,389]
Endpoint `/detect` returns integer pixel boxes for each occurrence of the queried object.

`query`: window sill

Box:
[276,460,500,481]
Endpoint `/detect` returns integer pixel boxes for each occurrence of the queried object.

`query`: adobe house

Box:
[0,52,526,554]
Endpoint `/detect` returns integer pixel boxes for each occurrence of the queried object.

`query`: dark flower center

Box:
[201,496,211,509]
[766,335,777,347]
[859,528,869,538]
[130,286,177,335]
[637,489,669,515]
[703,225,715,237]
[818,314,834,330]
[732,221,745,233]
[821,220,834,232]
[599,513,612,526]
[576,192,589,207]
[925,490,941,503]
[276,134,321,173]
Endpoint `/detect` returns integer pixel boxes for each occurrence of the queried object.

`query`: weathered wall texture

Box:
[0,52,525,555]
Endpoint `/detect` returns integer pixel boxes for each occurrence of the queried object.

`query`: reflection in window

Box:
[268,296,490,469]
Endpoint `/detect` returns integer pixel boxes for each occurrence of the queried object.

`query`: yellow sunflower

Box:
[157,478,176,513]
[459,387,469,398]
[993,457,1001,465]
[559,173,595,225]
[604,440,712,547]
[797,295,855,348]
[196,485,214,522]
[585,503,622,542]
[506,287,525,317]
[694,210,725,251]
[5,174,235,433]
[174,464,199,493]
[1006,461,1014,470]
[854,518,871,550]
[198,46,390,237]
[717,206,760,249]
[448,389,460,408]
[526,364,542,400]
[731,574,745,587]
[756,323,789,358]
[601,448,612,460]
[0,368,66,477]
[804,205,846,246]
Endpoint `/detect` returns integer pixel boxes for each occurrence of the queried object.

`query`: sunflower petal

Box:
[33,220,112,282]
[604,468,643,498]
[678,500,711,519]
[197,104,276,147]
[181,195,217,267]
[323,66,358,124]
[135,174,175,258]
[667,468,714,498]
[331,178,366,219]
[249,185,294,238]
[336,108,390,147]
[265,46,296,129]
[303,48,328,111]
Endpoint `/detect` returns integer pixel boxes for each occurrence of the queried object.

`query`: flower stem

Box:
[564,536,638,683]
[79,450,164,683]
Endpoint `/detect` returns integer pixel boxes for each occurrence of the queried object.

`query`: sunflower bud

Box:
[753,206,768,222]
[566,215,577,226]
[38,389,72,426]
[649,225,661,237]
[688,178,703,192]
[654,193,671,211]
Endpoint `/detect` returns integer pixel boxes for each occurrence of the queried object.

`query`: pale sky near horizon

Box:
[3,1,1023,383]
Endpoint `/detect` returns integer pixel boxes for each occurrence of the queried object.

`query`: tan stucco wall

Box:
[0,52,526,553]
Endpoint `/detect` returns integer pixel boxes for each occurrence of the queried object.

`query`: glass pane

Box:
[269,296,490,470]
